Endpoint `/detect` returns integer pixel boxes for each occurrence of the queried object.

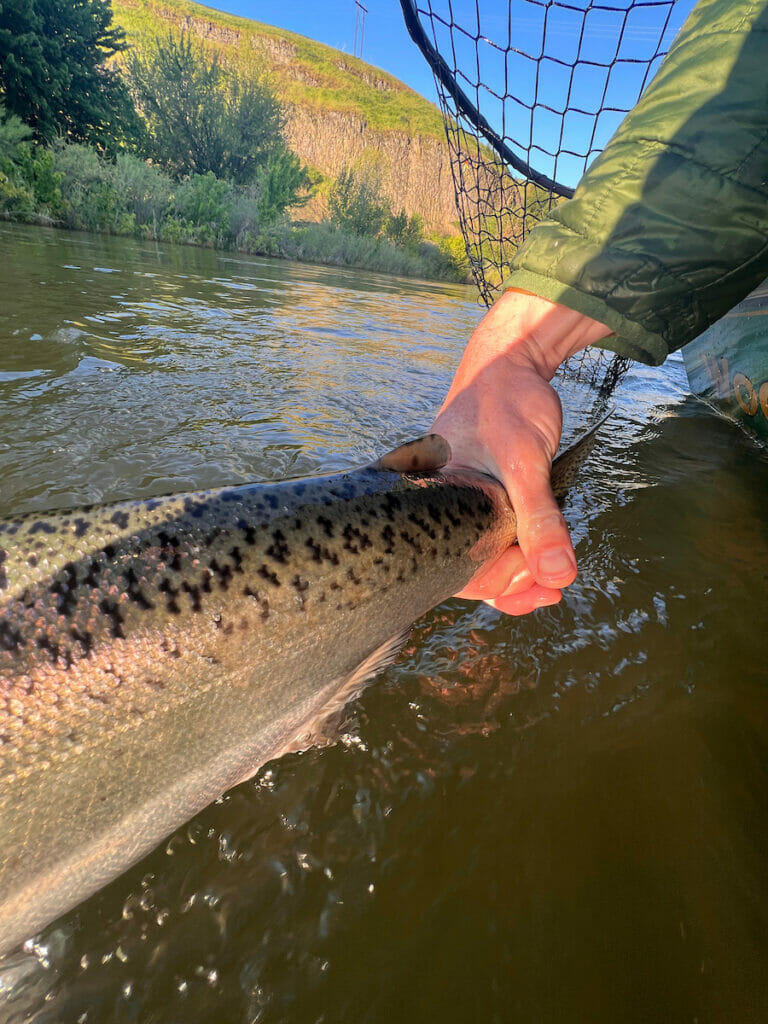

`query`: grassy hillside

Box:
[112,0,446,139]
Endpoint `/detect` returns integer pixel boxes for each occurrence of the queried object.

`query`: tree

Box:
[328,165,390,237]
[385,208,424,252]
[0,101,30,164]
[127,31,285,184]
[0,0,140,154]
[250,146,310,223]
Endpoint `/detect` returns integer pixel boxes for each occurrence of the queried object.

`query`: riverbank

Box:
[0,144,470,284]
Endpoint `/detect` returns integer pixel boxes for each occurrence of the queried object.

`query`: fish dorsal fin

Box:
[374,434,451,473]
[551,409,612,501]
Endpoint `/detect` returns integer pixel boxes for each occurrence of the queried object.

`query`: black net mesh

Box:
[400,0,692,394]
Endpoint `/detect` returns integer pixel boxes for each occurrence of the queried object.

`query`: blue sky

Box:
[202,1,440,101]
[200,0,697,187]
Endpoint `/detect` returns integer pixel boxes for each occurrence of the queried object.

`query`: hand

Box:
[431,289,611,615]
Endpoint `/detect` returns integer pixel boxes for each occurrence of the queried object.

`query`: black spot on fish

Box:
[26,554,37,569]
[408,513,437,540]
[100,597,125,639]
[291,574,309,609]
[169,551,182,572]
[346,567,362,585]
[330,581,341,591]
[145,499,161,512]
[103,543,117,559]
[342,524,372,553]
[257,564,281,587]
[190,502,208,520]
[158,531,180,548]
[216,558,233,590]
[237,519,257,545]
[244,586,270,621]
[0,549,6,591]
[0,620,22,652]
[82,558,101,589]
[265,493,279,509]
[201,569,213,594]
[445,509,461,529]
[70,625,94,657]
[125,565,155,610]
[292,483,306,497]
[382,493,402,521]
[305,537,338,565]
[159,578,181,614]
[29,520,56,536]
[37,634,59,663]
[399,530,422,554]
[73,517,91,537]
[220,489,239,502]
[381,525,395,554]
[110,511,129,530]
[266,529,289,564]
[182,581,202,612]
[316,514,334,539]
[230,546,244,572]
[51,561,79,619]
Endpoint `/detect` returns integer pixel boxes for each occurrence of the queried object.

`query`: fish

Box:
[0,422,604,957]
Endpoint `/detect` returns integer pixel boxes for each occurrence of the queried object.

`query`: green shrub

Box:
[0,102,31,164]
[251,147,310,224]
[385,208,423,252]
[113,154,174,229]
[328,166,389,237]
[171,172,232,243]
[0,169,35,213]
[284,221,467,281]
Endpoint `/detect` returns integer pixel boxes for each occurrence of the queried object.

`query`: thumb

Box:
[505,462,577,589]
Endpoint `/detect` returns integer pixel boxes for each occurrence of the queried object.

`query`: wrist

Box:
[468,289,613,382]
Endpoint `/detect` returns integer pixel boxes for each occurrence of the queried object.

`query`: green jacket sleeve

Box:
[503,0,768,365]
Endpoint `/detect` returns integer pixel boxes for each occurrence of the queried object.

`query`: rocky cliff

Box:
[113,0,462,235]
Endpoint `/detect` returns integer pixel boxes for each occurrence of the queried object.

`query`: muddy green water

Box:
[0,222,767,1023]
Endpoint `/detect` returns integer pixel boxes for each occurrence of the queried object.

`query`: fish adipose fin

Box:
[283,627,413,755]
[373,434,451,473]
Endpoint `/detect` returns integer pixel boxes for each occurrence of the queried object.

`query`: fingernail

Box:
[536,549,575,580]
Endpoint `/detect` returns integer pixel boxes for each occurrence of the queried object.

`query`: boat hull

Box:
[683,281,768,438]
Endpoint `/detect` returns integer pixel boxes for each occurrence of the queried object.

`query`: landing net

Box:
[400,0,691,393]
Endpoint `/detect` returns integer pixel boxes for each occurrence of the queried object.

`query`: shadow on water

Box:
[1,225,767,1023]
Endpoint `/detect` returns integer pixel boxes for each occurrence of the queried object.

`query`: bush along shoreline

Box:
[0,12,470,284]
[0,137,470,284]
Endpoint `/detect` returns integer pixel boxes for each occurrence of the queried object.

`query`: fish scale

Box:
[0,424,603,957]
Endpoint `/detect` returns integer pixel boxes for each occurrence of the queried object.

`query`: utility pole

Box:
[353,0,368,59]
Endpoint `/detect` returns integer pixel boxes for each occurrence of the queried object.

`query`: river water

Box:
[0,222,766,1023]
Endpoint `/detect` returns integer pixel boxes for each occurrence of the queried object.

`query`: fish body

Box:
[0,428,600,956]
